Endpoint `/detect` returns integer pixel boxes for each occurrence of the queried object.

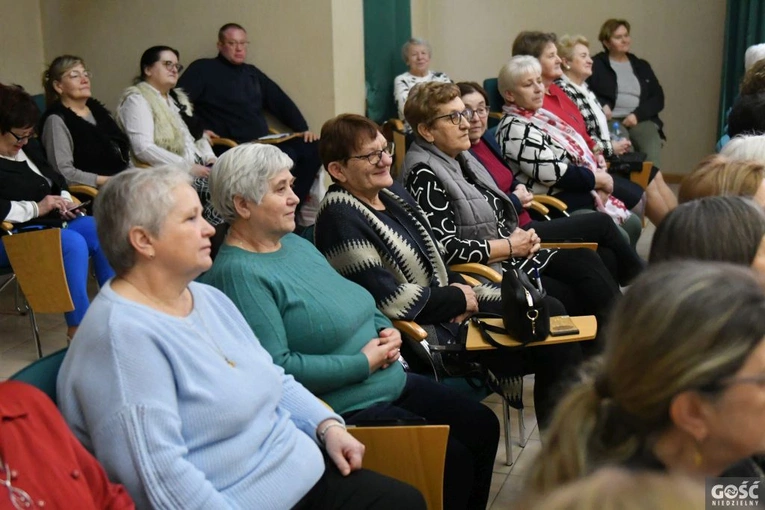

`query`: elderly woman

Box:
[495,56,647,241]
[117,45,221,224]
[649,196,765,274]
[678,155,765,205]
[56,166,424,510]
[0,83,114,340]
[555,35,677,225]
[40,55,130,187]
[587,19,665,166]
[527,261,765,494]
[402,81,620,331]
[200,142,498,510]
[458,81,643,285]
[0,381,135,509]
[393,38,451,131]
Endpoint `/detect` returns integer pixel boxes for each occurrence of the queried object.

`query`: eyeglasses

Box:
[224,40,250,49]
[346,142,395,165]
[7,131,35,143]
[469,107,489,118]
[429,109,474,125]
[64,70,92,80]
[161,61,184,73]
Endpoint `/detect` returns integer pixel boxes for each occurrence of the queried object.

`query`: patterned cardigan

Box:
[555,77,614,157]
[314,181,500,324]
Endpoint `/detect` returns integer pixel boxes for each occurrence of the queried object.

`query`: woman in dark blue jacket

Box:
[587,19,665,167]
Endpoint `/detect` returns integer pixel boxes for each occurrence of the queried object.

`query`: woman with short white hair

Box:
[393,37,451,130]
[721,134,765,162]
[57,165,424,510]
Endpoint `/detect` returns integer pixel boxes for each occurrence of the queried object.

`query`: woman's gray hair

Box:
[721,134,765,162]
[497,55,542,100]
[209,143,294,223]
[402,38,432,64]
[745,43,765,71]
[94,166,192,275]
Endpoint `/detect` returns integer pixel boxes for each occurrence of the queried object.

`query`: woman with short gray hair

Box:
[393,37,451,129]
[58,165,423,510]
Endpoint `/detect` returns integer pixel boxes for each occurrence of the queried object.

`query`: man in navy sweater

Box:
[179,23,321,204]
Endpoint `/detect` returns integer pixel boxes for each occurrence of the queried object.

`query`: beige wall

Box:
[36,0,364,132]
[0,0,45,93]
[412,0,726,175]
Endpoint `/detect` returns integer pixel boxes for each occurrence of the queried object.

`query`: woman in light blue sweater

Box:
[56,167,424,510]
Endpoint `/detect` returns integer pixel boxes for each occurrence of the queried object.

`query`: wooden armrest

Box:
[393,320,428,341]
[210,137,238,149]
[388,118,405,133]
[630,162,653,190]
[68,185,98,199]
[540,242,598,251]
[528,200,550,218]
[461,274,481,287]
[533,195,569,212]
[1,221,12,232]
[134,160,151,169]
[449,263,502,283]
[489,111,503,121]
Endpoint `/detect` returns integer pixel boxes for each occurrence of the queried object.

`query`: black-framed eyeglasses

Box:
[161,61,184,73]
[345,142,395,165]
[429,109,474,125]
[470,107,489,118]
[7,131,36,143]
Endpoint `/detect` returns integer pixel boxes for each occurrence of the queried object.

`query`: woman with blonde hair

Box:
[678,154,765,205]
[40,55,130,187]
[527,260,765,493]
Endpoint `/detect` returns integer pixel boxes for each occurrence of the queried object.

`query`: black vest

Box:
[40,99,130,176]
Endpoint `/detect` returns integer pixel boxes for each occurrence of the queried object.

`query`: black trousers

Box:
[344,373,500,510]
[277,137,323,205]
[527,211,644,286]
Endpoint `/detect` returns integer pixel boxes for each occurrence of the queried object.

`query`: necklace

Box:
[1,455,32,510]
[120,278,236,368]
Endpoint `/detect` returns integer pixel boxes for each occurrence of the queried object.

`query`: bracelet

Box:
[318,421,346,445]
[31,201,39,218]
[506,238,513,258]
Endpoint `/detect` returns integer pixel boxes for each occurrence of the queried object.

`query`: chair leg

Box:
[502,398,513,466]
[27,308,43,359]
[517,408,527,448]
[15,279,29,315]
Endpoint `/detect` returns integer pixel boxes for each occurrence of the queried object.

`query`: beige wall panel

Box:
[331,0,366,117]
[39,0,336,132]
[414,0,726,175]
[1,0,45,94]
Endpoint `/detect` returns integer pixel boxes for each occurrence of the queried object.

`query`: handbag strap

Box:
[469,314,523,350]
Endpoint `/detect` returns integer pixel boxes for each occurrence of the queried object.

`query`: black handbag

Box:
[500,268,550,344]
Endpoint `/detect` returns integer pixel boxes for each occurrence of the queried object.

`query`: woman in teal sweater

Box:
[201,143,500,510]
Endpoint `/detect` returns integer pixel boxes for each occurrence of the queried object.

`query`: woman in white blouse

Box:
[118,45,221,223]
[393,38,451,131]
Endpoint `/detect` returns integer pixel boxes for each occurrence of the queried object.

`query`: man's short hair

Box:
[218,23,246,41]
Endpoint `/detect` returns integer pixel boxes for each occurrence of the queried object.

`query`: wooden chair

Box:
[381,118,407,179]
[348,425,449,510]
[1,228,74,358]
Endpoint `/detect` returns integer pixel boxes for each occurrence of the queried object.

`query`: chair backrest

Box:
[2,228,74,313]
[348,424,449,510]
[10,348,68,404]
[483,78,504,113]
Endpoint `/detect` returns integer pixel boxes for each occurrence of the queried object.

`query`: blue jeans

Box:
[0,216,114,327]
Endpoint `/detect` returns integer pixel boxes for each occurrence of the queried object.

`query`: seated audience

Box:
[510,31,651,230]
[587,19,666,166]
[178,23,322,205]
[314,114,583,428]
[494,57,642,245]
[57,166,424,510]
[0,381,135,509]
[0,83,114,340]
[458,81,643,284]
[40,55,130,187]
[678,154,765,205]
[554,35,677,224]
[521,468,703,510]
[117,45,221,224]
[201,142,500,510]
[649,196,765,273]
[401,82,621,342]
[527,260,765,493]
[393,38,451,131]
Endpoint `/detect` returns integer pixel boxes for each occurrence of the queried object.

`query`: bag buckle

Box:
[527,309,539,337]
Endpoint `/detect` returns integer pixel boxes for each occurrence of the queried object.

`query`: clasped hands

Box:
[361,328,402,372]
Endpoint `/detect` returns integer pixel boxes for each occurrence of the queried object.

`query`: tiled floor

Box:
[0,216,659,509]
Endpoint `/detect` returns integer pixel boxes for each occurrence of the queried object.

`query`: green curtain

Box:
[363,0,411,124]
[718,0,765,137]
